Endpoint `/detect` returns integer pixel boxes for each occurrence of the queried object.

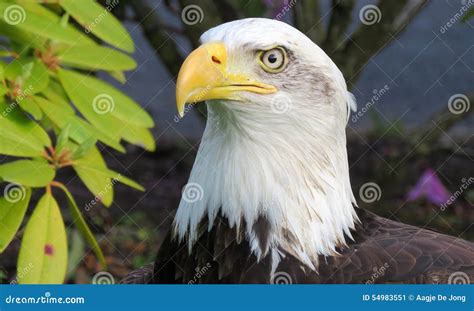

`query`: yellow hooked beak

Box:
[176,42,277,117]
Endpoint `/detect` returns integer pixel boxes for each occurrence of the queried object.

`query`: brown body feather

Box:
[121,209,474,284]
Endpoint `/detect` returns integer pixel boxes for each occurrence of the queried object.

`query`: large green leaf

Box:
[0,159,55,187]
[17,192,68,284]
[0,20,45,51]
[4,58,49,95]
[34,95,125,152]
[58,69,154,128]
[57,45,136,71]
[0,2,92,46]
[0,100,51,157]
[58,69,154,151]
[60,0,134,53]
[72,146,113,207]
[119,125,156,152]
[56,183,107,268]
[0,187,31,253]
[17,96,43,120]
[41,80,74,113]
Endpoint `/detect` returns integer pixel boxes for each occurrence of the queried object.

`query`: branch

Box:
[293,0,325,44]
[130,0,184,77]
[322,0,356,54]
[331,0,428,85]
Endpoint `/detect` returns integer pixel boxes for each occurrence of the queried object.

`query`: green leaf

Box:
[4,58,49,95]
[34,95,125,152]
[0,187,31,253]
[55,123,70,154]
[0,2,92,46]
[72,136,97,160]
[57,183,107,268]
[17,192,67,284]
[60,0,134,53]
[60,12,70,28]
[113,172,144,192]
[73,146,113,207]
[0,83,7,97]
[76,164,144,192]
[0,159,55,187]
[57,45,136,71]
[17,96,43,120]
[58,69,154,128]
[0,20,45,51]
[119,125,156,152]
[58,69,154,151]
[107,70,126,84]
[0,100,51,157]
[41,80,73,112]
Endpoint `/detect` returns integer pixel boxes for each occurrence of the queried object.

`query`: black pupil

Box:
[268,53,278,64]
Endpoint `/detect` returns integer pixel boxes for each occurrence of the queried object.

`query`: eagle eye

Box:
[258,47,287,73]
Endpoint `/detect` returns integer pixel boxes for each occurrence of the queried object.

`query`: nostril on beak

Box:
[211,55,222,64]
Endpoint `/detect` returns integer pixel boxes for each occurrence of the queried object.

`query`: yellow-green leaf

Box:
[60,0,134,53]
[0,2,92,46]
[57,183,107,268]
[58,69,154,128]
[73,146,113,207]
[18,96,43,120]
[34,95,124,151]
[107,70,126,84]
[0,20,45,50]
[0,100,51,157]
[4,58,49,95]
[0,159,55,187]
[119,125,156,152]
[17,192,68,284]
[0,187,31,253]
[57,45,136,71]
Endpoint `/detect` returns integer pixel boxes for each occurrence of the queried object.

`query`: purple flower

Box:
[407,168,451,206]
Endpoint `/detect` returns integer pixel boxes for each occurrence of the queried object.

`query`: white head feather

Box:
[174,18,358,271]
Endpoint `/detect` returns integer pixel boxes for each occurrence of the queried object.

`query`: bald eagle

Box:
[123,18,474,284]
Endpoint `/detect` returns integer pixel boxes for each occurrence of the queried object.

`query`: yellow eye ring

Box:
[258,47,288,73]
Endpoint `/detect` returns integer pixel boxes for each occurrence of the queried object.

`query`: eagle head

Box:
[174,18,358,271]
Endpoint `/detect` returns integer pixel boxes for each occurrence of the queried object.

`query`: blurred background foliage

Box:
[0,0,472,284]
